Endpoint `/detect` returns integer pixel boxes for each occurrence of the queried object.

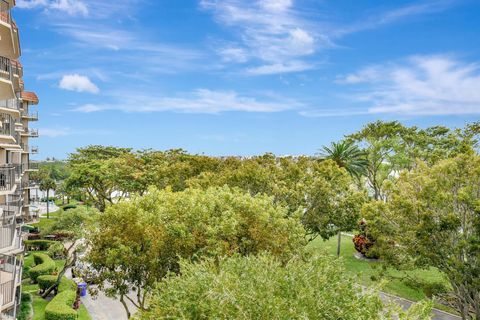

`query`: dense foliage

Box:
[139,254,431,320]
[362,154,480,319]
[86,186,306,317]
[61,121,479,319]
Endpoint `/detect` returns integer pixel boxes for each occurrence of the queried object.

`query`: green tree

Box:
[86,186,306,318]
[138,254,432,320]
[65,145,132,211]
[321,140,368,179]
[39,178,56,219]
[363,154,480,319]
[302,160,366,256]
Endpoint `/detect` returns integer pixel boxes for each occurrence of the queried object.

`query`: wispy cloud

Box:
[200,0,322,75]
[59,74,99,94]
[72,89,301,114]
[39,127,71,137]
[201,0,459,75]
[332,55,480,116]
[17,0,88,16]
[335,0,458,36]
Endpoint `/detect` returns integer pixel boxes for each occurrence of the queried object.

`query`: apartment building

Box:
[0,0,38,318]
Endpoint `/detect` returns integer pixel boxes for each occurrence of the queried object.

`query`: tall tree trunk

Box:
[46,189,50,219]
[337,231,342,257]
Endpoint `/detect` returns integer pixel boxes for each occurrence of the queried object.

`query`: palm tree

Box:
[40,178,56,219]
[320,140,368,257]
[320,140,368,179]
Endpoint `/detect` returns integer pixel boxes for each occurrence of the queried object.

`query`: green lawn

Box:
[307,235,450,302]
[30,208,64,232]
[23,206,92,320]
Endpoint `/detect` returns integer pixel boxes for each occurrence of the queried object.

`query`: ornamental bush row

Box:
[45,277,78,320]
[45,290,77,320]
[29,253,56,283]
[37,275,76,292]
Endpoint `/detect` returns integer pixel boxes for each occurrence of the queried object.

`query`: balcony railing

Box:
[0,225,14,250]
[0,0,11,26]
[21,128,38,137]
[9,187,23,204]
[31,146,38,154]
[21,110,38,121]
[0,99,19,111]
[0,113,13,136]
[0,56,12,83]
[0,203,19,220]
[0,280,14,306]
[23,162,38,171]
[0,166,14,192]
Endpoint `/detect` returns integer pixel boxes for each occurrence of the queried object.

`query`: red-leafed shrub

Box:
[353,219,378,258]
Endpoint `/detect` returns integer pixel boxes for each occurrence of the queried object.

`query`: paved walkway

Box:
[379,291,461,320]
[65,268,137,319]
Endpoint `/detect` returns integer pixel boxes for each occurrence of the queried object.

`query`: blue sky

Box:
[15,0,480,159]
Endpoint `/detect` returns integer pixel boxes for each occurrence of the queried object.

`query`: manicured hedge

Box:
[25,240,56,251]
[58,278,77,293]
[45,290,77,320]
[38,275,77,294]
[37,275,57,292]
[29,253,56,282]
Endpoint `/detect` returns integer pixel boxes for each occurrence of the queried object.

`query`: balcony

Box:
[21,110,37,121]
[20,128,38,138]
[11,61,21,93]
[24,161,38,172]
[0,166,14,193]
[31,146,38,154]
[0,99,19,114]
[0,201,20,219]
[0,57,14,99]
[0,0,20,60]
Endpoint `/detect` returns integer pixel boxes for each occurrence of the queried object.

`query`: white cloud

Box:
[202,0,458,75]
[247,60,313,75]
[16,0,48,9]
[335,55,480,116]
[39,127,71,137]
[72,89,301,114]
[17,0,88,16]
[59,74,99,94]
[261,0,292,12]
[201,0,319,74]
[334,0,457,37]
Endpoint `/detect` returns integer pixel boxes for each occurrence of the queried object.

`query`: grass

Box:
[307,235,453,311]
[23,204,92,320]
[22,278,91,320]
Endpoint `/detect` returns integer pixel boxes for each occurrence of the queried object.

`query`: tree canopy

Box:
[86,186,306,317]
[362,154,480,319]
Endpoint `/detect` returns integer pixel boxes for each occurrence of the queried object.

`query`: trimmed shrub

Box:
[29,253,56,283]
[37,275,57,292]
[38,275,77,294]
[58,278,77,293]
[25,240,55,251]
[45,290,77,320]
